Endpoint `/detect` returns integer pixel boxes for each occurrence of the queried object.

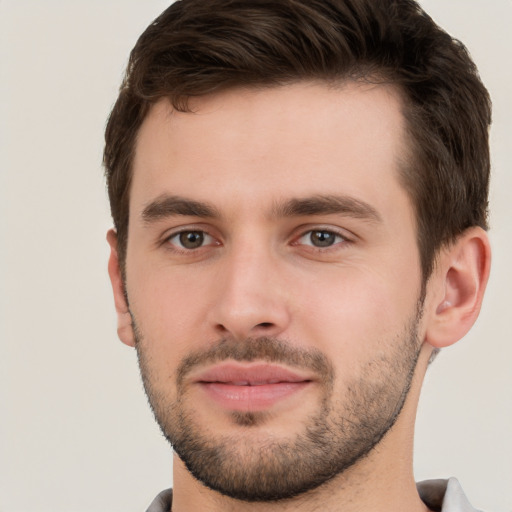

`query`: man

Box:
[103,0,492,510]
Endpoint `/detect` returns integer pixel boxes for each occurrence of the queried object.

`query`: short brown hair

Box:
[104,0,491,280]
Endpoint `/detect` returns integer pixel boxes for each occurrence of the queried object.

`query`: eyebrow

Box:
[272,194,382,223]
[141,195,220,223]
[140,193,382,224]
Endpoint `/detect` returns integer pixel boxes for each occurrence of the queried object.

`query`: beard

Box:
[133,306,423,502]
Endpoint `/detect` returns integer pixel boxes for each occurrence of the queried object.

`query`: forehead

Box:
[130,81,411,220]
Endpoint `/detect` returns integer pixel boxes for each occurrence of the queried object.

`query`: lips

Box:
[194,362,311,385]
[191,362,313,411]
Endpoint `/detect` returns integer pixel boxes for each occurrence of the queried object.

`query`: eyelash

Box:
[162,226,352,253]
[164,229,218,252]
[293,228,350,250]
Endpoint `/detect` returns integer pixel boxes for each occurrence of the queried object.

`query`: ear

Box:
[425,227,491,349]
[106,229,135,347]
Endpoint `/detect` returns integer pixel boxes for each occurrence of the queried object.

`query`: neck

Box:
[171,346,433,512]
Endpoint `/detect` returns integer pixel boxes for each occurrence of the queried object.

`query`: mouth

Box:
[191,362,314,412]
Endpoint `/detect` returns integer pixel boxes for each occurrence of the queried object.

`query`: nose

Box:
[207,240,291,341]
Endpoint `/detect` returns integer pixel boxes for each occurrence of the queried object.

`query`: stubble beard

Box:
[133,306,423,502]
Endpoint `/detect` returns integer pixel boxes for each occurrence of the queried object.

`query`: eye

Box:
[296,229,346,248]
[167,230,215,250]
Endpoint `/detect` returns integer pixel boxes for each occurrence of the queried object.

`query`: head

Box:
[104,0,491,504]
[104,0,491,283]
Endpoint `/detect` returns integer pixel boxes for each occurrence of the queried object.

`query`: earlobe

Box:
[425,227,491,349]
[107,229,136,347]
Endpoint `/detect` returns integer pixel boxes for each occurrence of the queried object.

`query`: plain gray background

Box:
[1,1,511,511]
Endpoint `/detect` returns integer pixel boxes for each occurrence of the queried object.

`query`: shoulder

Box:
[417,477,483,512]
[145,488,173,512]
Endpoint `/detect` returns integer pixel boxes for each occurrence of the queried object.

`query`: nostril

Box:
[257,322,274,328]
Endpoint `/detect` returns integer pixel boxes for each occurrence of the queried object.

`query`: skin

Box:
[107,81,490,512]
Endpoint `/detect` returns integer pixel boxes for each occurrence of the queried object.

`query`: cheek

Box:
[126,262,211,365]
[293,262,421,362]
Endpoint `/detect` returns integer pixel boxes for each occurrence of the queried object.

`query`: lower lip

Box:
[199,382,310,411]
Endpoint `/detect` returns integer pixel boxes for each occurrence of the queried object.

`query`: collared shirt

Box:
[146,477,480,512]
[417,478,481,512]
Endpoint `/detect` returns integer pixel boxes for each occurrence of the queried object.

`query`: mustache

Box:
[175,337,335,388]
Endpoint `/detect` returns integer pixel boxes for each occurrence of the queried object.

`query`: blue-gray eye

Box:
[298,230,344,247]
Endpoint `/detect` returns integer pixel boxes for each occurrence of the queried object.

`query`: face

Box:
[121,82,425,500]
